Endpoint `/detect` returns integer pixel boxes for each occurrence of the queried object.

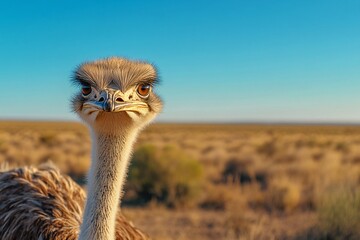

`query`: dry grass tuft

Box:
[317,186,360,239]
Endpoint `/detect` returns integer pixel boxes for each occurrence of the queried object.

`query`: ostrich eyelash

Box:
[133,79,157,89]
[71,74,96,88]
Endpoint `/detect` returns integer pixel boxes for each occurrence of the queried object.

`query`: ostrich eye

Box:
[137,84,151,97]
[82,86,92,96]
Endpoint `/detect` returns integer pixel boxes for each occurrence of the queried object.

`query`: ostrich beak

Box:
[112,101,148,112]
[83,90,148,113]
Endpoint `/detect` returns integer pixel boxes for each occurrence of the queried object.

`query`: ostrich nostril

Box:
[116,97,124,102]
[98,97,105,102]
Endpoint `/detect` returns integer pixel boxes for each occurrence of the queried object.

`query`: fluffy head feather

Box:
[72,57,159,91]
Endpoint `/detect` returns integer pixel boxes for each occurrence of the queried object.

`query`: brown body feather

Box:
[0,167,149,240]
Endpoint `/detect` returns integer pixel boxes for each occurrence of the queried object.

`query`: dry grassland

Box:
[0,121,359,240]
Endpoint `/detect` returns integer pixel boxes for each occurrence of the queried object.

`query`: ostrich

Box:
[0,57,163,240]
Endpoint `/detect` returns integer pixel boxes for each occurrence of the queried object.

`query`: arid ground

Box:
[0,121,359,240]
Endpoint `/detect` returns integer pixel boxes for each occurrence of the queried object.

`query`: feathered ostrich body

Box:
[0,57,163,240]
[0,167,147,240]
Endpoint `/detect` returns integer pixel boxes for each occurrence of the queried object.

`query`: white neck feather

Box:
[79,127,138,240]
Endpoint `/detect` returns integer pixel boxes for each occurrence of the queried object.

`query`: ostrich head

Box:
[72,57,163,133]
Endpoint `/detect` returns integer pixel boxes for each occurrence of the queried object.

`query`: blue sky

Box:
[0,0,359,123]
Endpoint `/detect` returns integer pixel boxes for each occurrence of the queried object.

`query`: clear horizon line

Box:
[1,118,360,126]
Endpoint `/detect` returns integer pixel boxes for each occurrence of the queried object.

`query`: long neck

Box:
[79,127,138,240]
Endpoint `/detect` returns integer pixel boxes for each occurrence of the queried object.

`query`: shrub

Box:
[222,158,268,190]
[200,185,243,211]
[222,157,253,185]
[264,178,301,213]
[257,140,277,157]
[126,145,203,207]
[39,132,56,146]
